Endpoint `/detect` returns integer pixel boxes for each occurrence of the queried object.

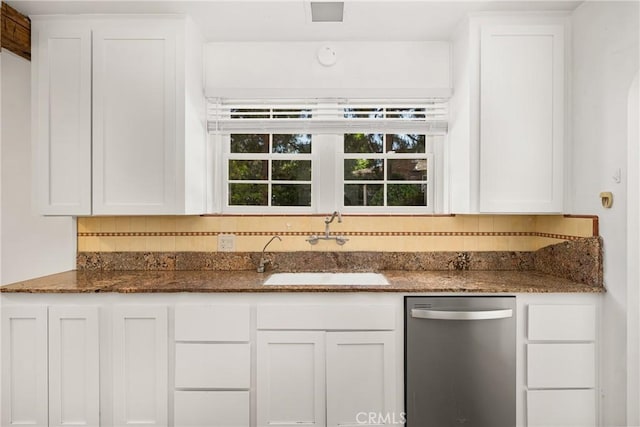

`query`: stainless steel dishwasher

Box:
[405,296,516,427]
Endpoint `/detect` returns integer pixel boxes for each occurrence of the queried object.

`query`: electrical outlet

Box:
[218,234,236,252]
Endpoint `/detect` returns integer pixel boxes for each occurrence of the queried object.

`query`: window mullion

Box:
[271,180,313,185]
[228,180,268,184]
[383,134,388,207]
[267,135,273,207]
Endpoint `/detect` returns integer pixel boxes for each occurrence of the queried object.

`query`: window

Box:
[209,100,447,213]
[342,133,432,208]
[225,133,312,207]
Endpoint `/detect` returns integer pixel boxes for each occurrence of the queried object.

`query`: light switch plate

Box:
[218,234,236,251]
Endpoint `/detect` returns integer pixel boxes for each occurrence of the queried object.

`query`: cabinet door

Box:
[92,21,178,215]
[48,306,100,427]
[480,25,564,213]
[112,306,168,426]
[257,331,326,427]
[1,306,48,427]
[326,332,397,427]
[32,21,92,215]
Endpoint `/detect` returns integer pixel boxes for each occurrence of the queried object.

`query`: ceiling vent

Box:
[310,2,344,22]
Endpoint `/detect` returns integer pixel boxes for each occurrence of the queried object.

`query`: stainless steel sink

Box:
[263,272,389,286]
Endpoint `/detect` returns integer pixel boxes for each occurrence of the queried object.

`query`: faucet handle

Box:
[336,236,349,245]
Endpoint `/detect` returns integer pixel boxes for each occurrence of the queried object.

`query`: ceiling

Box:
[8,0,584,41]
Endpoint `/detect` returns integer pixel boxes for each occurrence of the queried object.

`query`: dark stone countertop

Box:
[0,269,604,294]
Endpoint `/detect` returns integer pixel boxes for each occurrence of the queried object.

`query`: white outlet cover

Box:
[218,234,236,251]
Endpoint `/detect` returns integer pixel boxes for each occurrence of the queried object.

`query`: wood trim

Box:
[564,214,599,236]
[1,2,30,61]
[199,213,456,217]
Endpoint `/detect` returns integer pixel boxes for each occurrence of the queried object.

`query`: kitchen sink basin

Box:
[263,272,389,286]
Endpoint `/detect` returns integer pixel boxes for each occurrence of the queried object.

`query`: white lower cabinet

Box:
[256,326,397,427]
[173,305,251,426]
[0,306,100,427]
[326,332,397,427]
[112,306,168,427]
[175,343,250,389]
[1,293,602,427]
[527,343,595,389]
[255,303,398,427]
[257,331,327,427]
[174,391,250,427]
[527,389,596,427]
[48,306,100,427]
[520,297,599,427]
[1,306,48,427]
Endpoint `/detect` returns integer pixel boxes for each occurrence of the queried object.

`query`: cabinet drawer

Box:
[257,305,395,330]
[527,343,595,388]
[175,391,249,427]
[175,305,250,341]
[175,343,250,389]
[527,389,596,427]
[528,305,596,341]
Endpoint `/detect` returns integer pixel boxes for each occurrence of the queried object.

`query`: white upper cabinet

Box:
[449,14,568,213]
[92,22,178,214]
[479,24,564,213]
[32,16,206,215]
[32,22,92,215]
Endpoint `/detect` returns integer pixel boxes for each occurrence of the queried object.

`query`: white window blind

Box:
[207,99,449,134]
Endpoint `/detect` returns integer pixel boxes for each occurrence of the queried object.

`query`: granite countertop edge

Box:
[0,269,605,294]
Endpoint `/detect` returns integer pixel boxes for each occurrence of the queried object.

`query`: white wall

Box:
[0,51,76,285]
[627,72,639,427]
[571,2,639,425]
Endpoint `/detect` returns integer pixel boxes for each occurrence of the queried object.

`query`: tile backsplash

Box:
[77,215,597,253]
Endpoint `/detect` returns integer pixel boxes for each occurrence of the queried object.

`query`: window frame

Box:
[337,134,436,214]
[208,101,447,215]
[221,133,316,214]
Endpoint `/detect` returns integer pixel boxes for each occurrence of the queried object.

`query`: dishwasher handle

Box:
[411,308,513,321]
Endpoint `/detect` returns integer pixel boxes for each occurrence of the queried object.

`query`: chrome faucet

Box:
[257,235,282,273]
[306,211,349,246]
